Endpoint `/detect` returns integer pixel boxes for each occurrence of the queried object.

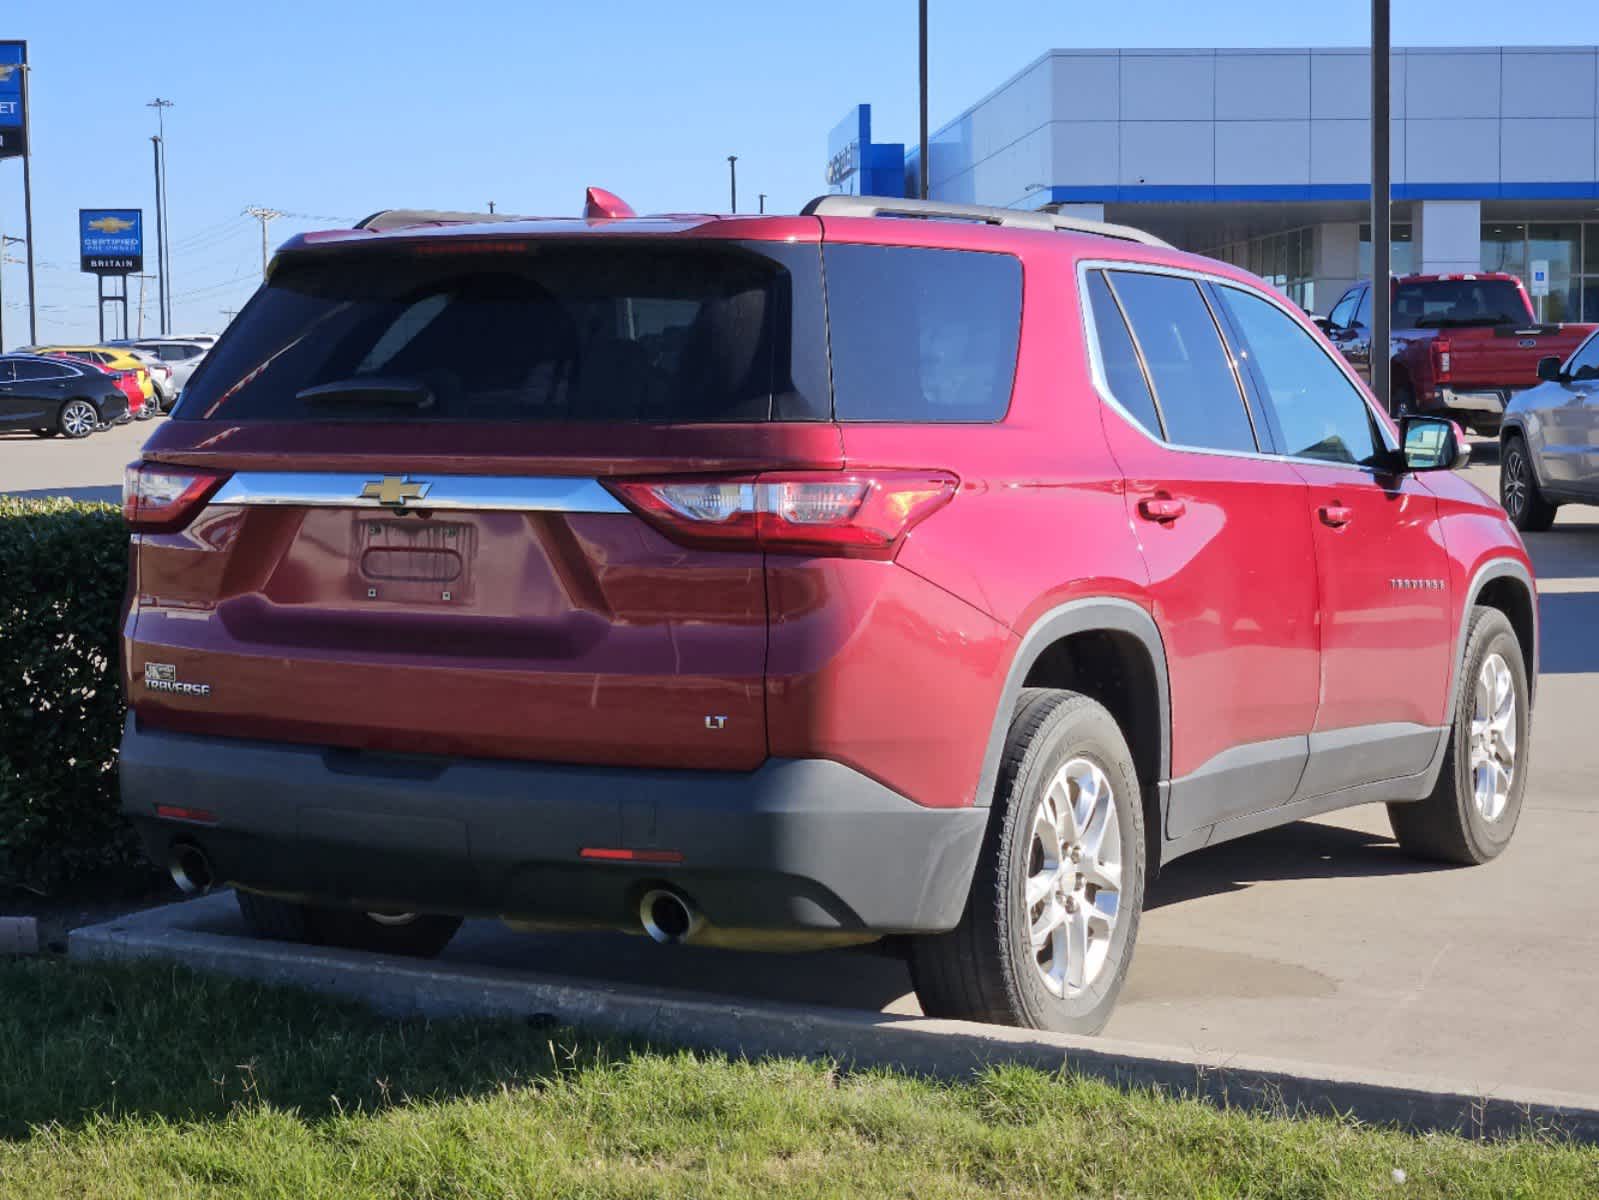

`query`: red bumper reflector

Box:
[579,847,684,864]
[155,804,217,824]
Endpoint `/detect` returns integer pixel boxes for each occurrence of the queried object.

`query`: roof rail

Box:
[354,209,531,232]
[800,194,1170,248]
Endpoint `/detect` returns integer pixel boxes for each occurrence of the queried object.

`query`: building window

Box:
[1210,226,1317,313]
[1357,224,1415,278]
[1481,221,1597,322]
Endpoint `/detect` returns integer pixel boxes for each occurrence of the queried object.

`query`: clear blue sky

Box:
[5,0,1599,347]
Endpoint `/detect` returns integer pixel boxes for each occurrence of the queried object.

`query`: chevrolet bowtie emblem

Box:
[360,476,430,507]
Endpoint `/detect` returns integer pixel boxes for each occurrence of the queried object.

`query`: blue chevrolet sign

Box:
[80,209,144,274]
[0,41,24,160]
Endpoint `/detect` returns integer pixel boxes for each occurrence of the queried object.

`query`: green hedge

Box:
[0,497,139,891]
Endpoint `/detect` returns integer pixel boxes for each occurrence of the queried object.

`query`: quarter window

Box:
[1567,332,1599,381]
[1107,271,1258,453]
[1216,285,1384,467]
[1084,271,1162,436]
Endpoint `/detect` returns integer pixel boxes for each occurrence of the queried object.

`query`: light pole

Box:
[727,155,738,213]
[148,97,174,332]
[918,0,929,200]
[1371,0,1391,412]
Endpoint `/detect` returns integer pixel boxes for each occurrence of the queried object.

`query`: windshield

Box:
[175,241,828,422]
[1392,279,1530,330]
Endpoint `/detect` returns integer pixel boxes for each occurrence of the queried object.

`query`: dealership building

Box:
[827,46,1599,320]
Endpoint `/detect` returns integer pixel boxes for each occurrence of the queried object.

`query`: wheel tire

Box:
[1388,607,1530,865]
[58,399,98,439]
[908,688,1145,1034]
[1500,434,1557,533]
[235,889,461,958]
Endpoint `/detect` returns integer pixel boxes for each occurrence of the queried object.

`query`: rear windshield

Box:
[1392,279,1529,329]
[176,241,829,422]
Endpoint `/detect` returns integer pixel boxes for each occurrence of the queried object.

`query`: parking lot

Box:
[7,421,1597,1096]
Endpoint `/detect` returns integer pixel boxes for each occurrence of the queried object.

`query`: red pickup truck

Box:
[1321,273,1595,433]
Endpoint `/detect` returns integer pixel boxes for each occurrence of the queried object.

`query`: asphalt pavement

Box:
[12,421,1599,1096]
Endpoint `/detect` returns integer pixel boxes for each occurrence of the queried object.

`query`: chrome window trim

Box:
[1076,257,1399,478]
[210,472,628,513]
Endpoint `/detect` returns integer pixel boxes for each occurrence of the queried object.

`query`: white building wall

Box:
[922,45,1599,207]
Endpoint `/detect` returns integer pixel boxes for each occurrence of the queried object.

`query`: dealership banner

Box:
[80,209,144,274]
[0,41,23,159]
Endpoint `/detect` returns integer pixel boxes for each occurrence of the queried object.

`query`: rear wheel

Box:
[1388,607,1530,865]
[1500,434,1557,532]
[235,890,461,958]
[58,399,98,439]
[1391,379,1415,420]
[909,689,1145,1033]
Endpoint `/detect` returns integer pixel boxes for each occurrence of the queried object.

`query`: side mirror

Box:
[1312,317,1337,334]
[1537,355,1565,383]
[1401,415,1470,472]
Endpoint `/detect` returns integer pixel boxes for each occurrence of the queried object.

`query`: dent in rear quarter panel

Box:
[764,557,1012,809]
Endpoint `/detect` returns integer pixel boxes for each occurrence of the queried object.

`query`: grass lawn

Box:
[0,958,1593,1198]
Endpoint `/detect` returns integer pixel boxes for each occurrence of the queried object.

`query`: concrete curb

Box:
[70,894,1599,1142]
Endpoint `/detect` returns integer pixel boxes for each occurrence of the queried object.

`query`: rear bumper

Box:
[1431,387,1508,429]
[120,719,987,939]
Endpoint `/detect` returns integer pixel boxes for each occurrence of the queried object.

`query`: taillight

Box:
[607,471,959,559]
[1432,337,1452,382]
[123,462,228,531]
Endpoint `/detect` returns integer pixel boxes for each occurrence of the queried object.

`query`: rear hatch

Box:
[124,223,838,770]
[1394,276,1596,390]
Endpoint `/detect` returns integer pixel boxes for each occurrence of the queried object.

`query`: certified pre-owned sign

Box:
[80,208,144,274]
[0,41,24,160]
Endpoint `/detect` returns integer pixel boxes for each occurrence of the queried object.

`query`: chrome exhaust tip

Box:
[639,888,701,944]
[169,842,213,895]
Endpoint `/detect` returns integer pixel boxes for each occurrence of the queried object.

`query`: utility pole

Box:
[1370,0,1391,413]
[132,272,156,337]
[243,206,282,278]
[758,193,766,214]
[487,200,496,214]
[220,307,239,327]
[918,0,930,200]
[147,98,174,332]
[0,232,22,350]
[21,59,36,343]
[727,155,738,213]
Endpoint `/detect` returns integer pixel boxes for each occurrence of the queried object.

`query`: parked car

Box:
[130,339,208,398]
[1498,328,1599,530]
[118,194,1537,1034]
[116,348,178,411]
[36,345,158,415]
[1322,273,1594,433]
[48,354,147,420]
[0,353,130,437]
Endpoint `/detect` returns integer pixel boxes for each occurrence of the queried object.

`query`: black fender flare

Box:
[972,598,1171,808]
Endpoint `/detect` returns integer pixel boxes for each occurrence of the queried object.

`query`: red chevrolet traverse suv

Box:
[120,192,1536,1033]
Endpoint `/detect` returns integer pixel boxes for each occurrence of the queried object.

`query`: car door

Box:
[0,359,20,425]
[1084,267,1321,839]
[1535,332,1599,493]
[1212,282,1454,797]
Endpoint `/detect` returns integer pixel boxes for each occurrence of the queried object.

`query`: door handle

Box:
[1319,504,1354,528]
[1137,497,1186,523]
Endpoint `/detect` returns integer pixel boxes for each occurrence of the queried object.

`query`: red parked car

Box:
[1323,272,1594,433]
[118,193,1537,1033]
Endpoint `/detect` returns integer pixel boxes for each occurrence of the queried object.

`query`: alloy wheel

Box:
[1502,448,1528,521]
[1025,756,1122,998]
[1470,652,1517,822]
[61,401,97,438]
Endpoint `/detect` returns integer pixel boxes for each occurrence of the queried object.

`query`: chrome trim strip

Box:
[210,472,628,513]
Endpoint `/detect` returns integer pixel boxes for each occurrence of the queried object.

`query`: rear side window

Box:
[825,245,1021,422]
[177,242,829,423]
[1107,271,1258,453]
[1084,270,1162,437]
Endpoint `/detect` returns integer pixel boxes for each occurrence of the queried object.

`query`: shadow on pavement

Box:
[1145,818,1449,912]
[1536,590,1599,674]
[1522,520,1599,581]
